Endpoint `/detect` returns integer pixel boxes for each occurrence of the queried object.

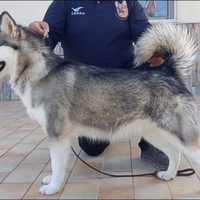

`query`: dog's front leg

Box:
[39,136,70,195]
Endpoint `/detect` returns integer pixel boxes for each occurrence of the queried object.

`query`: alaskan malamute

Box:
[0,11,199,195]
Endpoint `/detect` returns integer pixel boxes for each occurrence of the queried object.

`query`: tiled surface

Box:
[1,98,200,199]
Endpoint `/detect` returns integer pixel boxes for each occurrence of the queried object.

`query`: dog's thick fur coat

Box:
[0,11,199,195]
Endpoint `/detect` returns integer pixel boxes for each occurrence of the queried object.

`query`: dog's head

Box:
[0,11,46,80]
[115,1,128,18]
[0,11,23,78]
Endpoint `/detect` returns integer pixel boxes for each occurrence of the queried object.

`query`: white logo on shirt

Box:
[71,7,85,15]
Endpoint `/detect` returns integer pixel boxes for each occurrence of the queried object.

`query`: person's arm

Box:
[43,1,68,49]
[29,1,68,49]
[128,1,164,67]
[128,1,151,43]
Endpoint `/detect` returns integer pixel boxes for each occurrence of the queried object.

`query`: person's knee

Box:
[78,137,110,156]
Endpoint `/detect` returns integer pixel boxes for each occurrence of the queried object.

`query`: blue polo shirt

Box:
[43,1,150,69]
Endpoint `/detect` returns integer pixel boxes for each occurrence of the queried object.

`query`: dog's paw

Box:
[42,175,52,185]
[157,171,175,181]
[39,184,59,195]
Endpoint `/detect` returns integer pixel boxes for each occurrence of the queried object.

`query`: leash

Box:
[71,146,195,178]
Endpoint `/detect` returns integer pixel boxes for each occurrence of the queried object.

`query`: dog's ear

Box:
[0,11,20,39]
[115,1,120,7]
[122,0,127,6]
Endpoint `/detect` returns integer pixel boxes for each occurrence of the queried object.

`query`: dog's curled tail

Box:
[134,22,197,82]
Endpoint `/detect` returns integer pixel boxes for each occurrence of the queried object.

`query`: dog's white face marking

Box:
[0,45,18,79]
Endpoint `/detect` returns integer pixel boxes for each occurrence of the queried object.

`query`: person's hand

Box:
[28,21,49,38]
[148,56,164,67]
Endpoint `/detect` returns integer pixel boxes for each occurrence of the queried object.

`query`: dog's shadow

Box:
[132,157,156,174]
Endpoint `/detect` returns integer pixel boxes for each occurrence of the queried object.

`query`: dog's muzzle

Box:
[0,61,5,72]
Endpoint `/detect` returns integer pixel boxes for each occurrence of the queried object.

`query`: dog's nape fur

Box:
[1,11,200,196]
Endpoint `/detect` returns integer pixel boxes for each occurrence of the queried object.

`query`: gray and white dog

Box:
[0,11,199,195]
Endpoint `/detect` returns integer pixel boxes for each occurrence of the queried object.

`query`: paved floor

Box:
[1,98,200,199]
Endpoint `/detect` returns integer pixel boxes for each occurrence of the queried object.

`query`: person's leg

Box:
[78,136,110,156]
[138,138,169,170]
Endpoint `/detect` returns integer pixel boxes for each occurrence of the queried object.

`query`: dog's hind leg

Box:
[180,143,200,170]
[142,127,182,181]
[39,136,71,195]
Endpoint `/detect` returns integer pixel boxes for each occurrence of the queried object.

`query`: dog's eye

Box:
[0,61,6,72]
[12,45,19,50]
[0,40,19,50]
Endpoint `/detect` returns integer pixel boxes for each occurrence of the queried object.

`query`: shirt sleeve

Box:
[43,1,68,49]
[128,0,151,43]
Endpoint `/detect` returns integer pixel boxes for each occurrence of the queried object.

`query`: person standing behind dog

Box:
[28,0,169,170]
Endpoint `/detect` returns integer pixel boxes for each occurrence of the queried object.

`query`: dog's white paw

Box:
[39,184,59,195]
[157,171,175,181]
[42,175,52,185]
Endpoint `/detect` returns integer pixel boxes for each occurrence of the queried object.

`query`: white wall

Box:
[177,1,200,22]
[0,1,52,26]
